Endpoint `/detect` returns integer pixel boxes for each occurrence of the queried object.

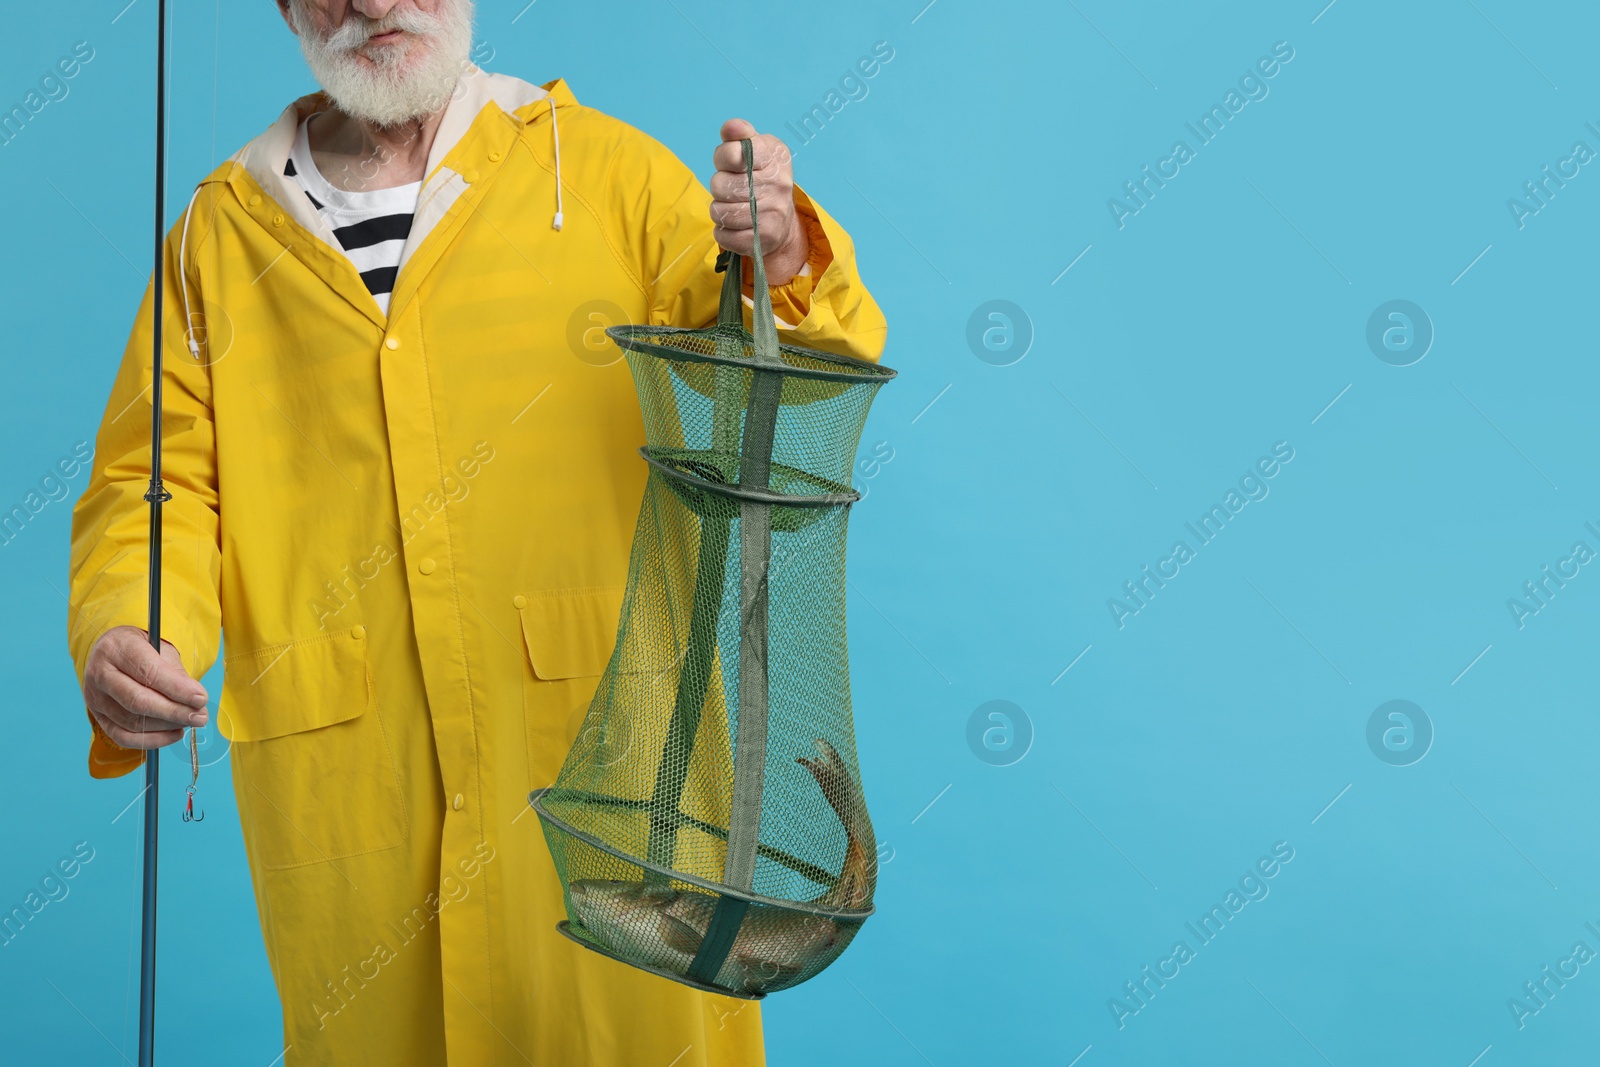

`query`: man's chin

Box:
[329,95,435,130]
[330,80,461,128]
[300,5,474,128]
[311,46,448,125]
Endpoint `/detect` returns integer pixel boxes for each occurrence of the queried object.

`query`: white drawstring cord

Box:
[548,95,563,231]
[177,183,203,358]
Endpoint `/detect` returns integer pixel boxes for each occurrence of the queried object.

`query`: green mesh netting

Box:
[529,140,895,999]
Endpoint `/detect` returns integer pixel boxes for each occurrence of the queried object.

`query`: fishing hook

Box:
[183,787,204,823]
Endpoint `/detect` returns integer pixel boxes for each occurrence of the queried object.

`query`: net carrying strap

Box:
[643,139,780,890]
[691,138,784,985]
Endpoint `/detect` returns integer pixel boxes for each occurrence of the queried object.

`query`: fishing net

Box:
[529,139,895,998]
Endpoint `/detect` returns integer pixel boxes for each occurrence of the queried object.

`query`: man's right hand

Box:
[83,626,209,750]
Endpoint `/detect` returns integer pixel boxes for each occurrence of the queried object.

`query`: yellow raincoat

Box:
[67,66,886,1066]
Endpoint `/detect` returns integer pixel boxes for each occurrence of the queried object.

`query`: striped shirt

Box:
[284,114,420,316]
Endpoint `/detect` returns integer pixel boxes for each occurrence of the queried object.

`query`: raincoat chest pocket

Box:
[518,587,625,785]
[220,626,407,871]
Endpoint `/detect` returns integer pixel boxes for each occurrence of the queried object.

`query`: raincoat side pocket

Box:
[516,586,626,682]
[221,625,408,871]
[518,587,625,787]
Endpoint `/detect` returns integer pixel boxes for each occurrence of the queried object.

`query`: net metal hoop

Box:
[554,922,767,1001]
[529,788,877,923]
[607,323,900,385]
[639,449,859,507]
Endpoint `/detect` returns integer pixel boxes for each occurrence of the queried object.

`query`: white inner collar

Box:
[289,112,423,216]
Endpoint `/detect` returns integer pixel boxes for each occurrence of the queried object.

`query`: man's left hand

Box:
[711,119,810,285]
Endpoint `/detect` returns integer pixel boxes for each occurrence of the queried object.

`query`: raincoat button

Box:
[248,194,262,207]
[272,213,285,227]
[487,151,502,163]
[453,794,465,811]
[385,337,400,351]
[463,168,480,184]
[512,595,527,609]
[418,558,437,575]
[351,626,366,640]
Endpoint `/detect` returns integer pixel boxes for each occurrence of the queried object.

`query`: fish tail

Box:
[797,739,877,909]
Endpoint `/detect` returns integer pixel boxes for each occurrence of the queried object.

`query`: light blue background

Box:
[4,1,1598,1064]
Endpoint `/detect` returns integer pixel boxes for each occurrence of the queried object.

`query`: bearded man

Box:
[65,1,887,1063]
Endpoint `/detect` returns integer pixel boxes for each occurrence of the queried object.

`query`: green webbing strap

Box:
[712,136,779,460]
[712,247,743,457]
[726,368,780,891]
[643,512,729,878]
[688,894,749,985]
[688,138,783,987]
[645,139,776,889]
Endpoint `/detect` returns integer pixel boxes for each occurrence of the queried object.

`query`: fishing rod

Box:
[139,0,171,1062]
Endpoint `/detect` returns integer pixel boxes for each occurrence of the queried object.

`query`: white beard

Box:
[288,0,475,128]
